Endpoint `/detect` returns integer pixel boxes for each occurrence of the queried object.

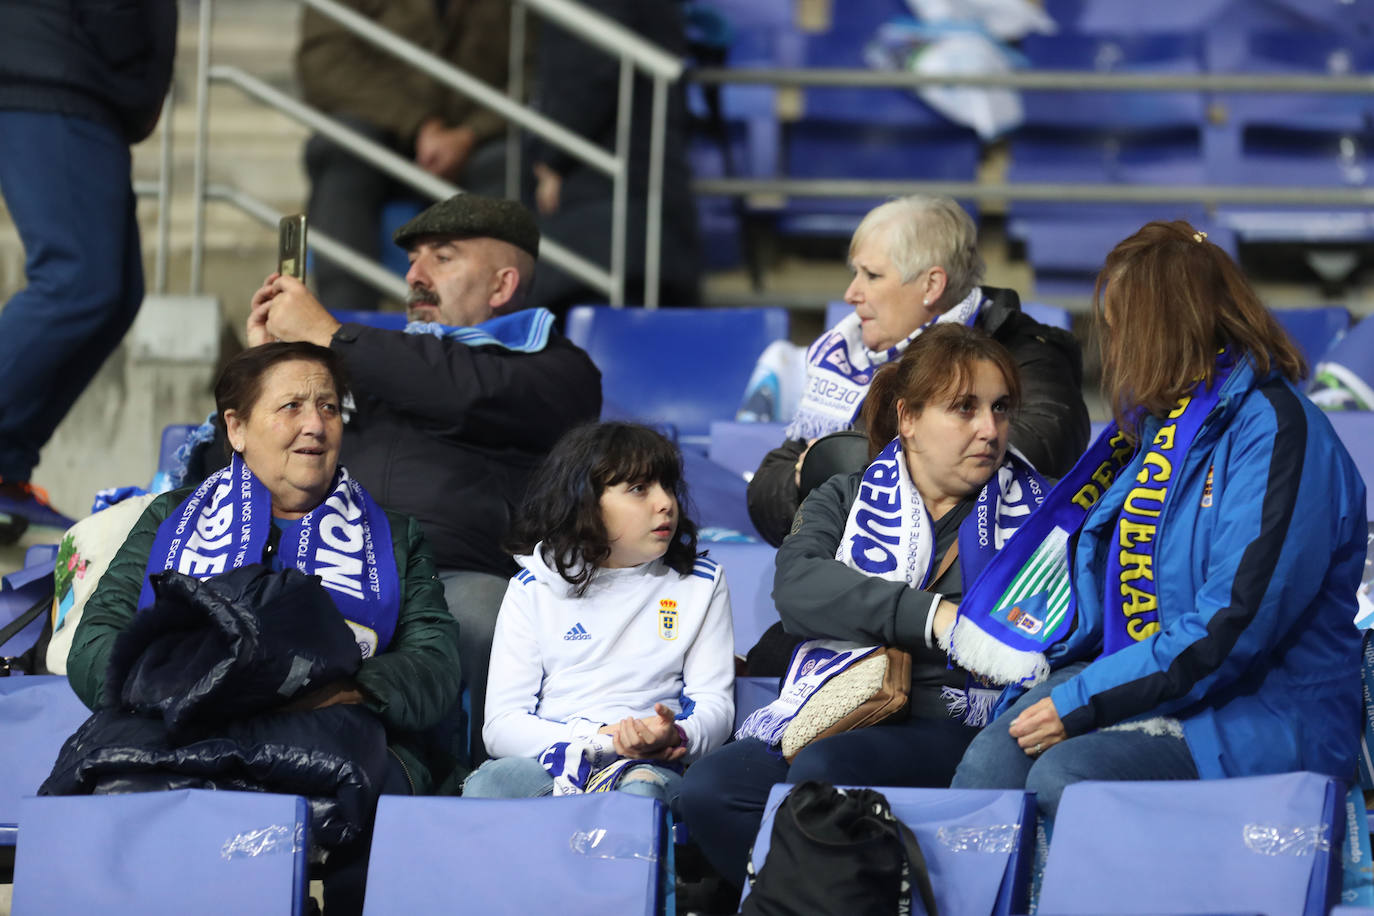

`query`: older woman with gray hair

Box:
[745,195,1090,547]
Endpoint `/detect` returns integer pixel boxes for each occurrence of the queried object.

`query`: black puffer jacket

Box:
[746,287,1089,546]
[43,566,390,852]
[0,0,177,143]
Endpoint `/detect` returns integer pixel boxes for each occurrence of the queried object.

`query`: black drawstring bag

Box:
[740,780,939,916]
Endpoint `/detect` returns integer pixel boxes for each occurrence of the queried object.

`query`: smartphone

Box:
[277,213,308,279]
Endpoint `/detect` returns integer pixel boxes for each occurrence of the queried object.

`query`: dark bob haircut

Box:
[506,421,701,595]
[213,341,350,452]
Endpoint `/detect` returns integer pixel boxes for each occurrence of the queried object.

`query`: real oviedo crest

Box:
[658,598,679,640]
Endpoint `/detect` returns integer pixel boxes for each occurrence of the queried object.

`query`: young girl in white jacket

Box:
[462,422,735,802]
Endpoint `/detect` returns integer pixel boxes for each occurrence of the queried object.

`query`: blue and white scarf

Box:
[140,454,401,658]
[538,736,679,796]
[738,437,1046,740]
[403,306,555,352]
[785,287,985,441]
[943,355,1236,686]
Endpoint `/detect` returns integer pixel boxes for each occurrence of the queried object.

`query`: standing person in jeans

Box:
[297,0,512,312]
[0,0,177,540]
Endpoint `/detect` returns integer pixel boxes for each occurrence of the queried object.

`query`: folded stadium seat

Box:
[563,305,789,445]
[1270,304,1351,367]
[1205,30,1374,247]
[361,793,666,915]
[1038,772,1345,916]
[702,540,779,655]
[742,783,1036,915]
[1021,302,1073,331]
[0,544,59,659]
[0,676,90,852]
[708,420,790,479]
[1327,411,1374,519]
[681,448,764,539]
[773,19,982,241]
[1007,31,1211,295]
[12,789,311,915]
[733,676,782,732]
[328,309,410,330]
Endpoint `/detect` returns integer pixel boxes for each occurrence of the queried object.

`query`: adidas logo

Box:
[564,623,591,641]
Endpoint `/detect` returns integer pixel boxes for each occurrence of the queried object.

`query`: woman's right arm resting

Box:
[774,475,946,661]
[66,493,177,710]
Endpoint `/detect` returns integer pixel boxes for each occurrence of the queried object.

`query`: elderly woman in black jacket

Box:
[746,194,1088,546]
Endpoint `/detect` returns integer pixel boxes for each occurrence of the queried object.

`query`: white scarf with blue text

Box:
[784,287,985,441]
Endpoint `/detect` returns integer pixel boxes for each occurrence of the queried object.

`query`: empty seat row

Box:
[3,769,1352,915]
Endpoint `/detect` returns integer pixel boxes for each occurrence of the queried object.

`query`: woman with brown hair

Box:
[677,323,1050,890]
[950,220,1367,820]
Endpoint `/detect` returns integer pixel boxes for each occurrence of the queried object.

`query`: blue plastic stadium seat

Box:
[1206,30,1374,243]
[329,309,410,331]
[733,676,781,732]
[1039,772,1344,916]
[1328,411,1374,519]
[13,789,311,915]
[564,305,789,442]
[743,783,1035,915]
[378,198,427,277]
[1271,305,1351,367]
[0,676,95,845]
[362,793,665,915]
[0,548,58,658]
[702,540,778,656]
[708,420,790,480]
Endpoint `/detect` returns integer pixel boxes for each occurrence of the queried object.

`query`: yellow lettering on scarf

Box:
[1120,583,1158,614]
[1118,519,1156,549]
[1073,483,1100,510]
[1118,550,1154,581]
[1127,618,1161,640]
[1091,461,1116,490]
[1166,395,1192,420]
[1135,452,1172,485]
[1153,423,1177,451]
[1123,487,1165,518]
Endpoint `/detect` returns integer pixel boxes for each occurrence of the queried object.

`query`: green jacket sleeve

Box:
[66,491,181,710]
[354,512,464,733]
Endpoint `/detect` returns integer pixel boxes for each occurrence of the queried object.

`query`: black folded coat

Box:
[42,565,390,851]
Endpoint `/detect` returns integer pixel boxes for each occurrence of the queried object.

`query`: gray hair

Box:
[848,195,985,311]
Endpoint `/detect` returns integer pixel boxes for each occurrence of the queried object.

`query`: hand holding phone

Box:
[277,213,307,279]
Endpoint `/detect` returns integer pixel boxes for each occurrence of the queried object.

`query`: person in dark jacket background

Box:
[526,0,702,314]
[66,341,463,916]
[0,0,177,540]
[745,195,1089,547]
[247,193,603,765]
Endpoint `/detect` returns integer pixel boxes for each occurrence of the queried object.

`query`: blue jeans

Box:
[462,755,682,804]
[0,110,144,482]
[951,661,1199,821]
[675,712,980,888]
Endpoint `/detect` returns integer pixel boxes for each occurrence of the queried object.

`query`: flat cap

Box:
[393,193,540,257]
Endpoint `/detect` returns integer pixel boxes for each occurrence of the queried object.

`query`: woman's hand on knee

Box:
[1008,697,1066,757]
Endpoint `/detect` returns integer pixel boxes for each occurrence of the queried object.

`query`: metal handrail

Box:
[186,0,686,307]
[692,178,1374,207]
[690,67,1374,93]
[520,0,682,81]
[208,64,610,295]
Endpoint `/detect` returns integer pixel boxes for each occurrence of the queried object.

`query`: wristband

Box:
[673,724,688,749]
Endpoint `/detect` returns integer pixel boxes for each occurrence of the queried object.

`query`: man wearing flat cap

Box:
[248,193,602,764]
